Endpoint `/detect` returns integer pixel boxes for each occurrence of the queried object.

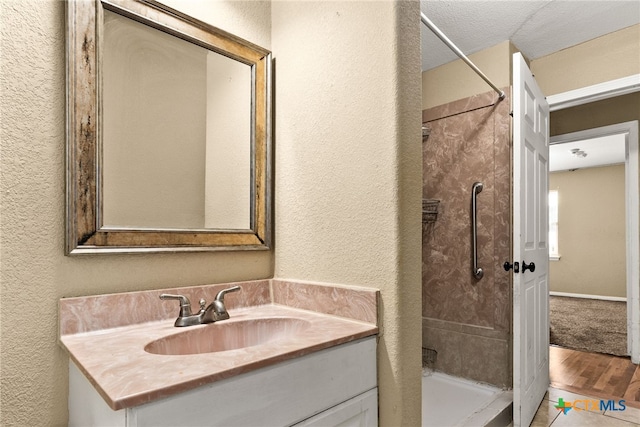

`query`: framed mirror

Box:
[66,0,272,254]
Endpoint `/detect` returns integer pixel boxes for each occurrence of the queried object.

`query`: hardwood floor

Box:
[549,345,640,409]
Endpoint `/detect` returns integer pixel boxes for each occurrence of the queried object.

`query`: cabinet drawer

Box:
[294,388,378,427]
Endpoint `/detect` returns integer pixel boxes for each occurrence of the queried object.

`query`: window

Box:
[549,190,559,260]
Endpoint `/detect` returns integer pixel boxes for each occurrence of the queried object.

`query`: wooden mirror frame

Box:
[66,0,272,255]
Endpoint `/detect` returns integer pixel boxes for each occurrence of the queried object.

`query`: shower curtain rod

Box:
[421,12,506,100]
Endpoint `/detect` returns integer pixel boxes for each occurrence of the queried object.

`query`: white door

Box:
[512,52,550,427]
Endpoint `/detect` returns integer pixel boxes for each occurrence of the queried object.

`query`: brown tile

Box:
[550,346,640,409]
[423,325,510,387]
[422,105,499,328]
[422,89,512,334]
[623,365,640,405]
[593,357,635,396]
[422,89,503,122]
[422,89,513,390]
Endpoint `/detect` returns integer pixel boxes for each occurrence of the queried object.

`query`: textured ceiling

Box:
[550,134,626,171]
[421,0,640,71]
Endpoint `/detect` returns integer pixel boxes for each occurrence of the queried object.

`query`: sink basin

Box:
[145,317,312,355]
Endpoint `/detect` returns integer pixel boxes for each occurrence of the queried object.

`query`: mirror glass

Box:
[65,0,271,254]
[102,10,251,230]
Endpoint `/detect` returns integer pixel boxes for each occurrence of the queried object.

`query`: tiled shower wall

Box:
[422,89,512,388]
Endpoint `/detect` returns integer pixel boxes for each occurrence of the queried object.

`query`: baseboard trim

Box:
[550,291,626,302]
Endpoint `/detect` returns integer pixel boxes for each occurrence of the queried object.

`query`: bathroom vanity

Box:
[61,1,379,424]
[59,280,379,427]
[68,338,377,426]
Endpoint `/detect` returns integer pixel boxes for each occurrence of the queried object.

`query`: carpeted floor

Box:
[549,295,627,357]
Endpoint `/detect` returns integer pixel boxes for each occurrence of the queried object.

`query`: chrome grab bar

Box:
[472,182,484,280]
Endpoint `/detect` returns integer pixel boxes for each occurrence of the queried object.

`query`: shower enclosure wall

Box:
[422,88,512,388]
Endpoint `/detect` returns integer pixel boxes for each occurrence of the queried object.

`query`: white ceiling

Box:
[550,134,626,172]
[420,0,640,71]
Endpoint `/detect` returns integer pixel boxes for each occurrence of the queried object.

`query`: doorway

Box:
[513,77,640,426]
[547,77,640,364]
[549,121,639,363]
[549,122,638,356]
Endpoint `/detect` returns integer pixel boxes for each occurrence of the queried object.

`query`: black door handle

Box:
[503,261,519,273]
[522,261,535,273]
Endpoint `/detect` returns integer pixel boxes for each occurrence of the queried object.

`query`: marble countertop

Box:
[59,280,378,410]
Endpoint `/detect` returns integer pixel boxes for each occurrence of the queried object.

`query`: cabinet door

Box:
[68,361,126,427]
[294,388,378,427]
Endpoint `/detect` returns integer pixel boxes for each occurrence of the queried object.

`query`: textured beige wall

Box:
[550,92,640,137]
[0,1,272,425]
[531,24,640,96]
[535,24,639,299]
[271,1,423,425]
[423,24,640,109]
[549,165,626,298]
[422,40,513,109]
[530,24,640,136]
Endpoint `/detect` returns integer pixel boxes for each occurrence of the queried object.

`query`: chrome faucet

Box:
[160,286,241,327]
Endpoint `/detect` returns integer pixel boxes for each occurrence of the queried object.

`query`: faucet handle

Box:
[159,294,193,317]
[214,286,241,303]
[210,286,241,321]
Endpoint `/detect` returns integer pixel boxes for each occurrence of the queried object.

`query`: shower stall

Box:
[421,88,512,387]
[421,13,515,426]
[421,86,513,427]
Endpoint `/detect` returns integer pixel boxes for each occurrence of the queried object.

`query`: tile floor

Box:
[529,386,640,427]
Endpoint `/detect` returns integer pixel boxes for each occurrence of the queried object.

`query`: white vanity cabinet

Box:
[69,337,377,427]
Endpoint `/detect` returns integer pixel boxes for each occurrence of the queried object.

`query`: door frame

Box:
[547,74,640,112]
[546,75,640,363]
[549,121,639,363]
